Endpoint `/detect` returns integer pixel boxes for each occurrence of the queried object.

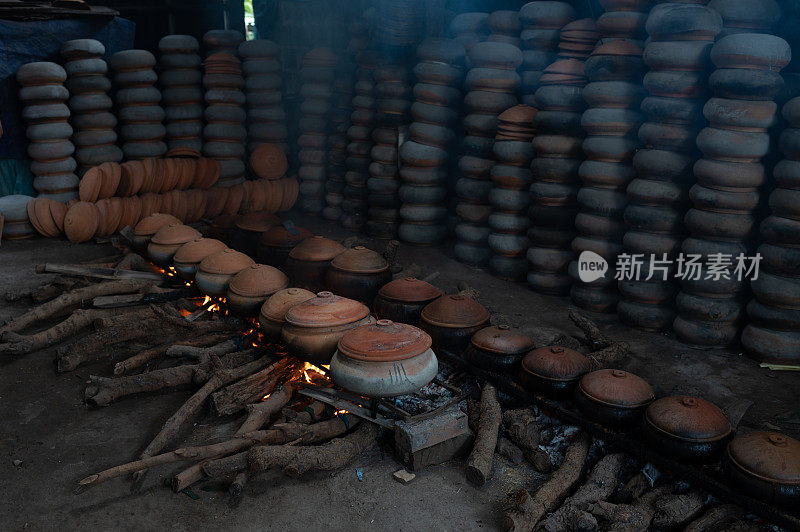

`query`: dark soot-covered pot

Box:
[419,294,490,353]
[575,369,654,428]
[325,246,392,304]
[373,277,442,325]
[519,346,592,398]
[285,235,345,292]
[464,325,535,372]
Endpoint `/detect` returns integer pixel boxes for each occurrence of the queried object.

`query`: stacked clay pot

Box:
[597,0,651,48]
[707,0,781,38]
[399,38,465,246]
[298,48,338,215]
[518,1,576,106]
[17,62,78,201]
[450,12,489,63]
[674,34,790,347]
[60,39,121,173]
[239,40,286,153]
[557,18,599,61]
[742,96,800,364]
[158,35,204,152]
[569,39,647,313]
[202,30,244,57]
[109,50,166,160]
[487,10,522,48]
[323,60,354,222]
[620,4,722,331]
[528,58,588,295]
[455,41,522,265]
[489,105,536,280]
[203,52,246,187]
[0,195,36,240]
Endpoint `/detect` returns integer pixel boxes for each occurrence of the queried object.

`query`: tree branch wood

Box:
[465,383,502,487]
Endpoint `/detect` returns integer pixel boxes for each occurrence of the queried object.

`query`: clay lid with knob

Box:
[174,238,227,264]
[378,277,442,303]
[578,369,655,409]
[228,264,289,297]
[520,346,592,382]
[288,235,345,262]
[134,213,181,236]
[726,431,800,484]
[260,287,316,322]
[150,223,201,245]
[198,248,255,275]
[259,225,313,248]
[330,246,388,274]
[338,320,433,362]
[470,325,535,355]
[64,201,99,243]
[645,395,732,443]
[420,294,490,329]
[285,291,369,328]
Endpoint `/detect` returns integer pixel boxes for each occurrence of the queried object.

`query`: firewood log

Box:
[281,400,325,425]
[237,385,296,434]
[684,504,746,532]
[616,471,650,503]
[210,357,297,415]
[113,332,236,375]
[589,342,630,369]
[651,488,706,529]
[590,486,669,531]
[503,409,540,452]
[496,437,524,464]
[568,309,613,350]
[465,383,502,487]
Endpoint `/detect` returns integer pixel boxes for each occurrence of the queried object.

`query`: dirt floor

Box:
[1,215,798,531]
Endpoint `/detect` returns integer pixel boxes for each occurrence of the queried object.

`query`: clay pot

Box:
[575,369,654,428]
[330,320,438,397]
[519,345,592,398]
[325,246,391,304]
[256,224,313,267]
[285,236,346,292]
[374,277,442,325]
[226,263,289,316]
[464,325,535,372]
[194,248,255,297]
[173,237,227,280]
[643,395,732,463]
[258,287,315,339]
[132,213,181,251]
[147,223,201,265]
[419,294,490,353]
[230,211,278,257]
[710,34,791,71]
[281,291,375,365]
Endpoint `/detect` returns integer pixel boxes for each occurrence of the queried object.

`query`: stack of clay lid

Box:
[240,40,286,153]
[419,294,490,352]
[519,345,592,397]
[16,62,78,202]
[109,50,166,160]
[202,29,244,56]
[374,277,442,325]
[450,12,489,59]
[158,35,203,152]
[92,197,123,237]
[60,39,122,173]
[203,52,246,186]
[399,38,465,246]
[558,18,599,60]
[78,162,121,201]
[173,237,227,279]
[195,248,255,297]
[227,263,290,316]
[708,0,781,38]
[596,0,651,48]
[26,197,67,237]
[249,143,287,180]
[465,325,535,372]
[488,104,536,281]
[258,287,316,338]
[298,48,338,215]
[256,223,313,267]
[285,235,346,292]
[575,369,654,427]
[724,431,800,507]
[0,195,36,240]
[63,200,100,243]
[147,222,201,265]
[518,1,576,106]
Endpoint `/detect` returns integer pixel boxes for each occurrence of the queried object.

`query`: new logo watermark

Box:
[577,251,609,283]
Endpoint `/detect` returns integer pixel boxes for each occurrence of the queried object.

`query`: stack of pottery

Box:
[450,12,489,61]
[0,195,35,240]
[173,237,226,280]
[741,97,800,364]
[528,59,587,295]
[131,212,181,251]
[257,224,313,267]
[707,0,781,38]
[558,18,599,61]
[17,62,78,202]
[326,245,391,304]
[60,39,121,173]
[203,52,246,187]
[323,60,355,222]
[158,35,203,152]
[620,4,722,331]
[109,50,166,160]
[569,39,647,313]
[147,222,201,265]
[420,294,490,352]
[597,0,651,48]
[374,276,442,325]
[674,34,790,347]
[285,235,345,292]
[487,10,522,48]
[518,1,575,106]
[455,41,522,265]
[259,287,316,339]
[399,38,465,246]
[239,40,286,153]
[227,263,290,316]
[202,30,244,56]
[25,197,68,238]
[489,105,536,280]
[373,0,425,50]
[298,48,338,215]
[195,247,255,297]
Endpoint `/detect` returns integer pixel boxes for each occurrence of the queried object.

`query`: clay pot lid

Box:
[378,277,442,303]
[228,264,289,297]
[33,198,59,237]
[470,325,535,356]
[150,223,201,245]
[235,211,279,232]
[134,213,181,236]
[285,291,369,328]
[259,224,313,248]
[578,369,655,409]
[63,201,99,243]
[79,167,102,202]
[338,319,432,362]
[206,51,241,65]
[50,200,67,233]
[288,235,345,262]
[250,143,288,179]
[420,294,490,329]
[174,237,227,264]
[498,105,537,125]
[645,396,732,443]
[199,248,255,275]
[726,432,800,485]
[562,18,598,33]
[544,59,585,77]
[592,40,643,57]
[330,246,388,274]
[520,346,592,382]
[260,287,316,321]
[303,47,338,66]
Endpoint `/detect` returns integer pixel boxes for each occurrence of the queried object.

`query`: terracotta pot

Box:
[132,213,181,252]
[173,237,227,280]
[194,248,255,297]
[374,277,442,325]
[226,263,289,316]
[519,345,592,398]
[464,325,534,372]
[325,246,391,304]
[419,294,490,353]
[330,319,437,397]
[256,224,313,267]
[575,369,654,428]
[282,291,375,365]
[147,223,201,265]
[230,211,279,257]
[258,287,315,339]
[285,235,345,292]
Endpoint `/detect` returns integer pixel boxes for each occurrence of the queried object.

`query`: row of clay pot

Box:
[203,51,246,186]
[239,39,287,153]
[158,35,204,152]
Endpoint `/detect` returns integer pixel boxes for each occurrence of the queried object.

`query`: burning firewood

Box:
[113,332,236,375]
[651,488,706,529]
[590,486,670,530]
[209,357,298,415]
[281,400,326,425]
[503,432,590,531]
[237,384,296,434]
[684,504,746,532]
[465,383,502,487]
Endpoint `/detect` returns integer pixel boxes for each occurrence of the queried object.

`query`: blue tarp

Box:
[0,17,135,195]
